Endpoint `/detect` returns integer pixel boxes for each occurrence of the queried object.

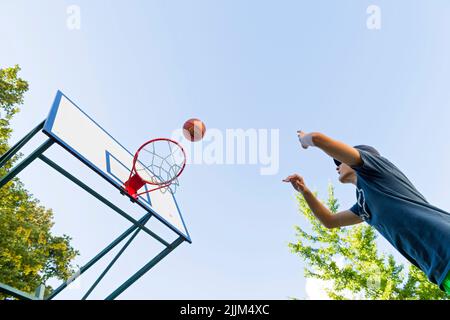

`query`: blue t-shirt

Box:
[349,150,450,289]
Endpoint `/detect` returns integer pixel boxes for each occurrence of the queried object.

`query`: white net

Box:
[135,139,185,194]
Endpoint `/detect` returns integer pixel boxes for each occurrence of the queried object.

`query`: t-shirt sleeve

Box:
[351,149,384,177]
[349,203,360,216]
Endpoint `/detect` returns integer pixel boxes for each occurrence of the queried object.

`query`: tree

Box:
[289,184,447,300]
[0,65,79,299]
[0,65,28,163]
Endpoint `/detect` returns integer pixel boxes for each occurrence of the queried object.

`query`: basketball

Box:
[183,118,206,142]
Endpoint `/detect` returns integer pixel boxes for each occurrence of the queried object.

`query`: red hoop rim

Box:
[128,138,187,188]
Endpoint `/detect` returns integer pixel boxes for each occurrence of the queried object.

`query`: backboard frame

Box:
[42,90,191,243]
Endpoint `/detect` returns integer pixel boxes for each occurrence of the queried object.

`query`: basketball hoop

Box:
[124,138,187,199]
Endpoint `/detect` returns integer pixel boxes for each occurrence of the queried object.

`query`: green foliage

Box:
[0,65,28,119]
[0,65,28,159]
[289,184,447,300]
[0,65,78,299]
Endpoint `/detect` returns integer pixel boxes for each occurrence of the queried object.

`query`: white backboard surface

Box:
[43,91,190,242]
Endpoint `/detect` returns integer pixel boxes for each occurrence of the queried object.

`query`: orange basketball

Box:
[183,118,206,142]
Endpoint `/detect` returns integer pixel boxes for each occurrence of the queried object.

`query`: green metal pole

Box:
[0,120,45,168]
[0,282,37,301]
[38,155,169,247]
[82,214,152,300]
[46,212,152,300]
[35,284,46,300]
[105,236,185,300]
[0,139,54,189]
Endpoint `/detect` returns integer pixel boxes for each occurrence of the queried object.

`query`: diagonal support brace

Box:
[38,154,169,247]
[105,236,185,300]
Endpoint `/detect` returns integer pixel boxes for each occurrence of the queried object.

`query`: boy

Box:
[284,131,450,294]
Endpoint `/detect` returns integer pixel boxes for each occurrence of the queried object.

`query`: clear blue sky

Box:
[2,0,450,299]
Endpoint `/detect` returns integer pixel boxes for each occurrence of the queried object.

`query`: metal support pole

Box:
[0,120,45,168]
[0,283,37,301]
[82,214,152,300]
[0,139,54,189]
[38,154,169,247]
[35,284,46,300]
[46,212,152,300]
[105,236,185,300]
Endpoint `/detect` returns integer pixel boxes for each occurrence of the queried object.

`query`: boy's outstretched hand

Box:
[297,131,315,149]
[283,174,309,195]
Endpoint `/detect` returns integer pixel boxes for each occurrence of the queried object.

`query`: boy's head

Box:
[334,145,380,184]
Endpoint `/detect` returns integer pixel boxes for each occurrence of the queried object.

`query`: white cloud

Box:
[305,278,331,300]
[304,257,364,300]
[305,278,366,300]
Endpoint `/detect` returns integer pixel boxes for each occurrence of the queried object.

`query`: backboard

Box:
[43,91,191,242]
